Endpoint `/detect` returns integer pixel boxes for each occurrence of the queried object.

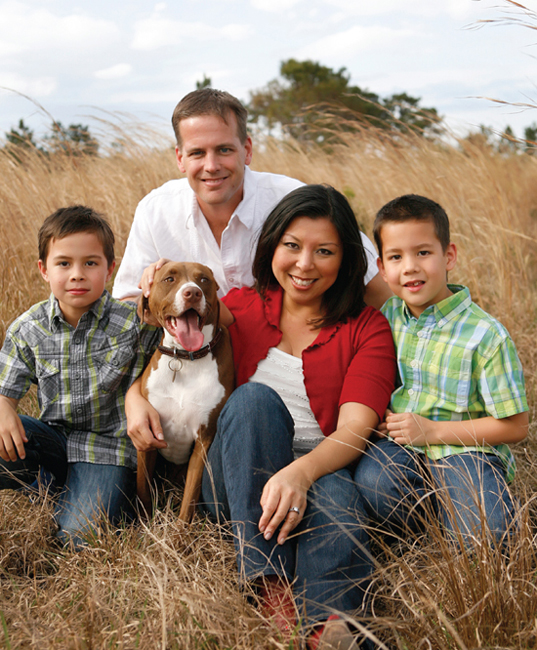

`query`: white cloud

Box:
[94,64,132,80]
[0,2,120,56]
[0,72,56,97]
[321,0,497,19]
[131,17,250,50]
[250,0,301,13]
[294,24,413,60]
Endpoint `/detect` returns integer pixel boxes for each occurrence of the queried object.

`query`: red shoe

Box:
[257,575,297,638]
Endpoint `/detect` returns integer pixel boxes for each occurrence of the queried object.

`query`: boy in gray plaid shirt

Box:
[0,206,160,547]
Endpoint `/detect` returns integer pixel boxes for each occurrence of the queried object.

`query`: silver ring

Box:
[288,506,301,515]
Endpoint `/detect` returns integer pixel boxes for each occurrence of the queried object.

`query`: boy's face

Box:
[377,219,457,318]
[38,232,115,327]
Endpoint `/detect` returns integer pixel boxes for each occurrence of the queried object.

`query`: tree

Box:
[248,59,385,141]
[44,122,99,156]
[5,119,38,149]
[196,75,212,90]
[524,123,537,155]
[248,59,443,142]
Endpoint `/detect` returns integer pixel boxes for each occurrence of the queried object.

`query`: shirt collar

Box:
[231,167,256,229]
[189,166,255,230]
[48,290,110,330]
[263,285,340,345]
[401,284,471,326]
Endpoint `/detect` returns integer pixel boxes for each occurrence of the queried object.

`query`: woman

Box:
[201,184,396,647]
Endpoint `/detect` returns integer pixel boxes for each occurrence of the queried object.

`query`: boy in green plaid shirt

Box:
[355,194,528,544]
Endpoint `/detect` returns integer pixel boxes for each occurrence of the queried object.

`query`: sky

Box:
[1,0,537,145]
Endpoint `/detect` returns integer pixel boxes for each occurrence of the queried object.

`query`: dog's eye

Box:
[163,276,175,283]
[199,276,209,283]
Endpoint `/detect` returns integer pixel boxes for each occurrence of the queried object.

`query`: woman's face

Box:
[271,216,343,312]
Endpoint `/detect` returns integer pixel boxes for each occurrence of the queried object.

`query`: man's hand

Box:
[258,463,312,545]
[139,258,171,298]
[384,411,431,446]
[0,396,27,462]
[125,380,167,452]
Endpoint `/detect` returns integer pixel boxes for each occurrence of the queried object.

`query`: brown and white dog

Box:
[136,262,234,522]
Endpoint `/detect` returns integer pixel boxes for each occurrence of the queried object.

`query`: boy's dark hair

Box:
[172,88,248,147]
[38,205,115,266]
[253,184,367,329]
[374,194,451,256]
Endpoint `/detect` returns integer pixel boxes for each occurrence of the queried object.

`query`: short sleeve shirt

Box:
[0,291,161,469]
[382,285,528,481]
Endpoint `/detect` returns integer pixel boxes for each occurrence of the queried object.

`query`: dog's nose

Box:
[183,286,202,301]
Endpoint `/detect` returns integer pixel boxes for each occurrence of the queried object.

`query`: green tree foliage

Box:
[524,123,537,154]
[44,122,99,156]
[196,75,212,90]
[5,119,38,149]
[248,59,443,142]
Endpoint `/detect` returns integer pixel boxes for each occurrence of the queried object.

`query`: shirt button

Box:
[228,276,235,284]
[408,388,415,396]
[417,331,424,338]
[410,360,418,368]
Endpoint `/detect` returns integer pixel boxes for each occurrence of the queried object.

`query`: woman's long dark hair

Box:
[253,184,368,328]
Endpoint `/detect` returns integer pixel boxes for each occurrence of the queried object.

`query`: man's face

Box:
[175,112,253,216]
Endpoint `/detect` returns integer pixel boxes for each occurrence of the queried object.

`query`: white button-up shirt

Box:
[113,167,379,299]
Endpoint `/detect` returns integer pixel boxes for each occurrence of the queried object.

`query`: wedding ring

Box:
[288,506,301,515]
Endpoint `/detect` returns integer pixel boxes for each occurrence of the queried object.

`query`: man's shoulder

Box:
[136,178,192,209]
[248,169,303,189]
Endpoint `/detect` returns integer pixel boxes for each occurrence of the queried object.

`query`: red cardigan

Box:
[222,286,396,436]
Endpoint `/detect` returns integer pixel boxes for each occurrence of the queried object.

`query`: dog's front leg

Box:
[179,425,214,522]
[137,449,158,519]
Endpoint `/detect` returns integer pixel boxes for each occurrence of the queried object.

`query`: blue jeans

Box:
[201,383,373,623]
[355,437,516,545]
[0,415,135,547]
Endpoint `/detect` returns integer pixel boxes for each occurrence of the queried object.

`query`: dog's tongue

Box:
[173,310,204,351]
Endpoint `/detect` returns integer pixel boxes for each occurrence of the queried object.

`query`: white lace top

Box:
[249,347,325,456]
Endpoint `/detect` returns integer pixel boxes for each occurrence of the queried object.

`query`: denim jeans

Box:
[201,382,373,623]
[354,437,516,545]
[0,415,135,547]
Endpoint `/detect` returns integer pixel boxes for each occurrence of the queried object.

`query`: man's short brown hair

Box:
[172,88,248,146]
[38,205,115,267]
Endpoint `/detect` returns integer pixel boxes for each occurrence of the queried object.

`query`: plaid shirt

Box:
[382,285,528,482]
[0,291,160,469]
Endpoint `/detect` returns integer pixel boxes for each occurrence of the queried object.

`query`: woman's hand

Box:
[258,462,312,545]
[125,378,168,452]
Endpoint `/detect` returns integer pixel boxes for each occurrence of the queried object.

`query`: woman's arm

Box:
[382,410,529,447]
[258,401,379,545]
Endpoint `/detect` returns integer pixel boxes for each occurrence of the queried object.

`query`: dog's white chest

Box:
[145,354,225,465]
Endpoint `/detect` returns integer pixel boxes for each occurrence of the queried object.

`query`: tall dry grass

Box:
[1,121,536,649]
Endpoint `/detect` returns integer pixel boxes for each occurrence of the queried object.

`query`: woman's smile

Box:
[271,216,343,313]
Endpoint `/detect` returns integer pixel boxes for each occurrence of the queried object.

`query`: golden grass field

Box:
[1,121,537,649]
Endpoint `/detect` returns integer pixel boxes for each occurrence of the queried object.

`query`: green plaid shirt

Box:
[0,291,160,469]
[382,285,528,482]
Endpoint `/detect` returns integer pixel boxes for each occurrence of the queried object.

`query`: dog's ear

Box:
[137,294,150,324]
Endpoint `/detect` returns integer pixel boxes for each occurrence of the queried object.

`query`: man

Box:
[112,88,390,308]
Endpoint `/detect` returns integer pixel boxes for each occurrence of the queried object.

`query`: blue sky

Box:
[1,0,536,143]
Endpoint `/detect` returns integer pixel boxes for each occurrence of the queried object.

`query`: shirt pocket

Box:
[425,351,473,408]
[35,358,61,407]
[94,345,137,395]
